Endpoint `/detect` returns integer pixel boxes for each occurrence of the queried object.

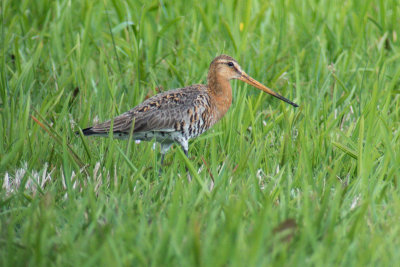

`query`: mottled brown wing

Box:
[90,85,208,134]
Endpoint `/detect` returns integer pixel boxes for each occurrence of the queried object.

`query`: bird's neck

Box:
[207,72,233,122]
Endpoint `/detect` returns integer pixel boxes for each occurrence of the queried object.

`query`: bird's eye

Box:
[227,62,234,67]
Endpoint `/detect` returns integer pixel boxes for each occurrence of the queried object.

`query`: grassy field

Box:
[1,0,400,266]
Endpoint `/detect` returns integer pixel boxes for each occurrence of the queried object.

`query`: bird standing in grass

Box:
[78,55,298,169]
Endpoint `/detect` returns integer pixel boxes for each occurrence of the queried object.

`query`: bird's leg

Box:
[184,148,190,174]
[179,140,192,182]
[159,153,165,176]
[160,153,165,165]
[159,143,172,176]
[185,150,191,182]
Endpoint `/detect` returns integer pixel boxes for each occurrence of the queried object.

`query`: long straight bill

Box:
[239,73,298,107]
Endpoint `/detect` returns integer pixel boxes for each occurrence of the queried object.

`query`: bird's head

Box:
[209,55,298,107]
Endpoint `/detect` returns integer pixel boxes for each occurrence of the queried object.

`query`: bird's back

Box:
[82,84,216,143]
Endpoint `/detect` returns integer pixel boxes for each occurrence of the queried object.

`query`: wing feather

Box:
[88,85,210,135]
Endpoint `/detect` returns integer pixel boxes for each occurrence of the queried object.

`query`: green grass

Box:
[1,0,400,266]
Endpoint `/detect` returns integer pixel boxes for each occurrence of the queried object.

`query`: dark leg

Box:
[184,149,192,182]
[184,148,189,173]
[159,153,165,176]
[177,140,191,182]
[160,153,165,165]
[159,143,172,177]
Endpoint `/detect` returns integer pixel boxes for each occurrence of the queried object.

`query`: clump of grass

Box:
[1,0,400,266]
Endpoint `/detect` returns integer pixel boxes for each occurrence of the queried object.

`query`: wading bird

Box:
[78,55,298,171]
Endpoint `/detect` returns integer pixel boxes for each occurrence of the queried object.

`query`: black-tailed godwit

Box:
[78,55,298,170]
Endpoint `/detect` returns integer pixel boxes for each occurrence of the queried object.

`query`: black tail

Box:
[75,127,96,136]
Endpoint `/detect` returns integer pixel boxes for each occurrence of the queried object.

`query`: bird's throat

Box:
[208,75,233,122]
